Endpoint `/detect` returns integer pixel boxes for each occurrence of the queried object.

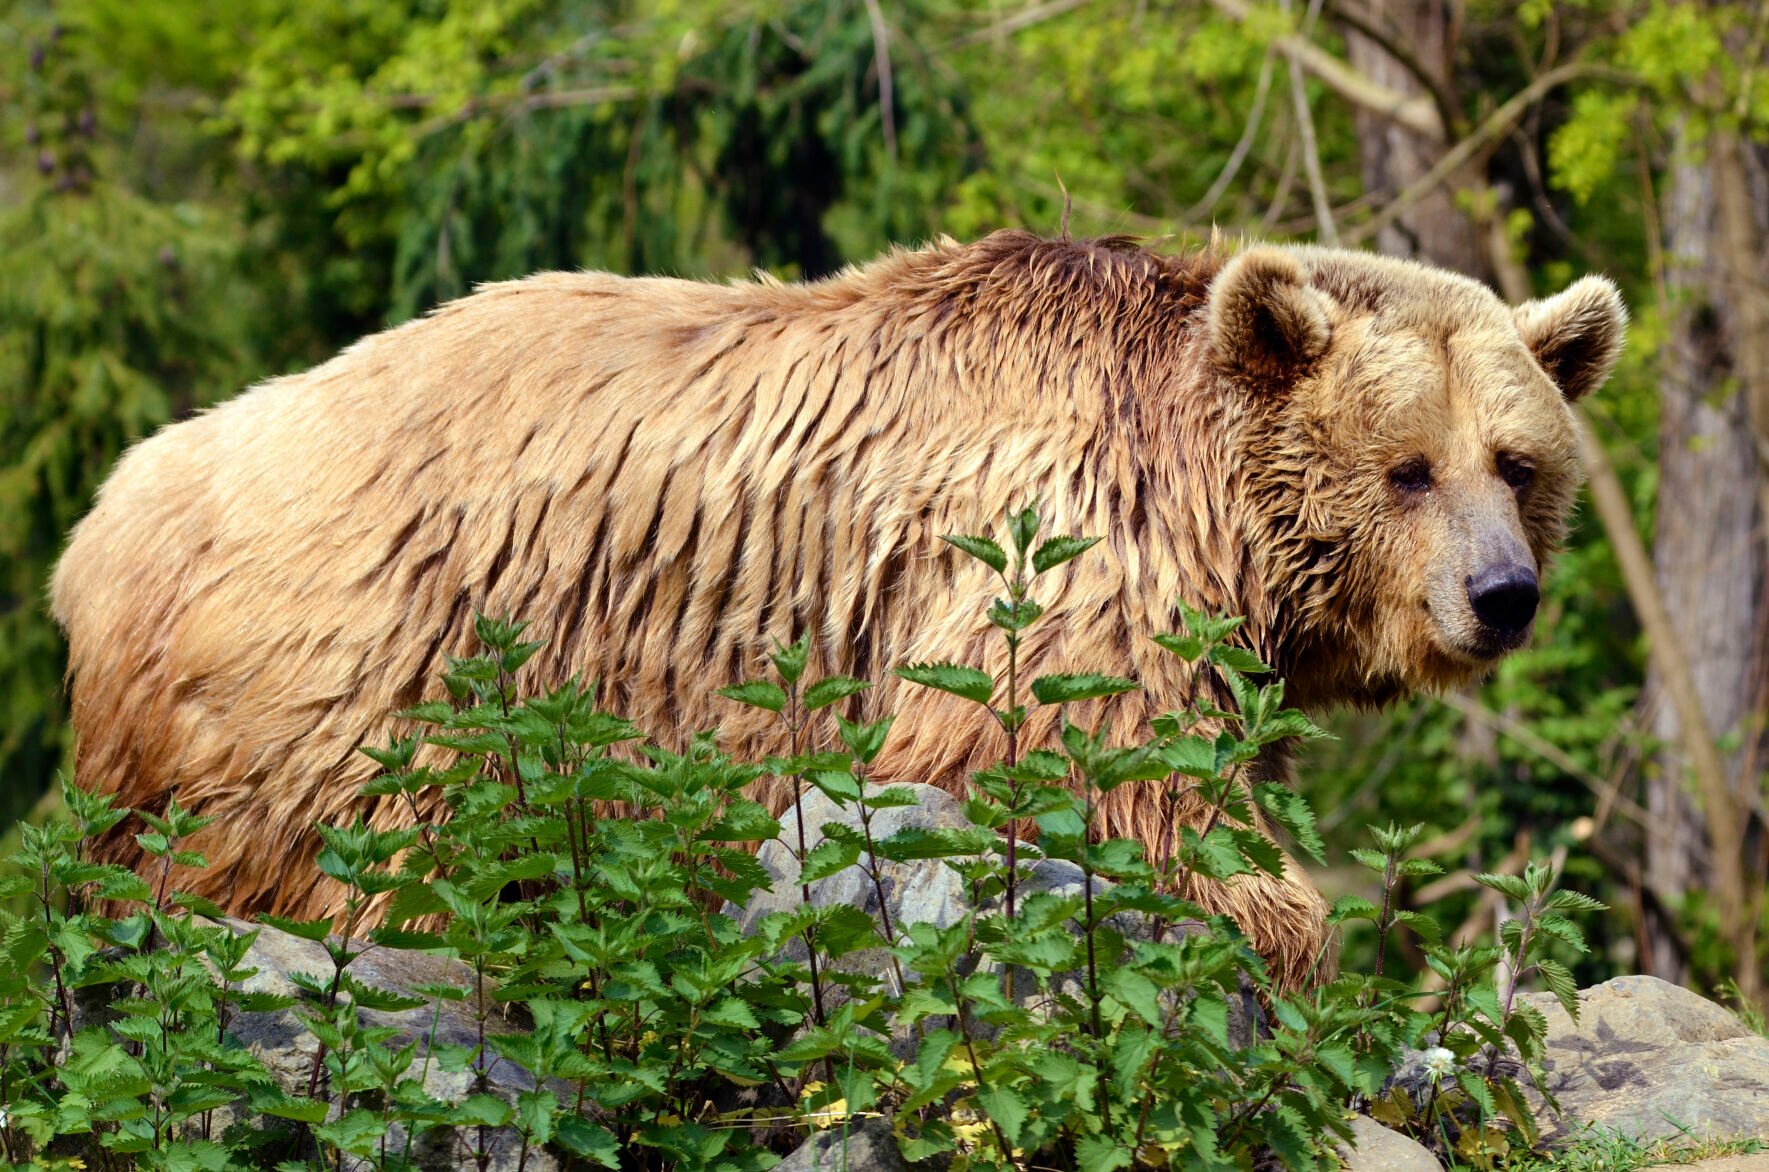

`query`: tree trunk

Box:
[1342,0,1487,278]
[1644,125,1769,994]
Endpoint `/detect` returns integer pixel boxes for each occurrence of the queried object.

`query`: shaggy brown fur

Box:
[52,231,1624,991]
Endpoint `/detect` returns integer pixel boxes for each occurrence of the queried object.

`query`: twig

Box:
[1326,0,1462,137]
[1343,62,1628,246]
[407,85,640,141]
[1433,691,1651,830]
[862,0,897,160]
[1018,177,1176,234]
[1632,110,1670,309]
[1205,0,1441,138]
[1185,45,1279,223]
[1286,0,1339,245]
[1259,117,1301,233]
[947,0,1093,49]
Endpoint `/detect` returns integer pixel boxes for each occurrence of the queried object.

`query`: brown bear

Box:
[52,231,1624,991]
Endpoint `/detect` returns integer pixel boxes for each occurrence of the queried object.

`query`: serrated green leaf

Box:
[807,769,862,803]
[1031,535,1100,575]
[894,662,994,705]
[804,676,870,711]
[253,1093,330,1124]
[1536,958,1582,1020]
[1456,1069,1498,1115]
[1030,673,1139,705]
[556,1117,620,1168]
[1254,783,1324,862]
[1475,872,1531,902]
[834,713,893,764]
[975,1085,1030,1144]
[1548,889,1607,913]
[1159,734,1218,779]
[715,680,787,713]
[799,839,862,883]
[450,1093,513,1128]
[1391,909,1443,943]
[1152,631,1206,660]
[1537,912,1588,954]
[1328,895,1378,922]
[1209,644,1271,673]
[988,596,1044,631]
[771,636,810,685]
[703,997,761,1030]
[1074,1133,1133,1172]
[942,533,1008,573]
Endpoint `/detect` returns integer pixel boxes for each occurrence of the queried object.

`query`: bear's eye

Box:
[1496,452,1535,490]
[1388,458,1432,494]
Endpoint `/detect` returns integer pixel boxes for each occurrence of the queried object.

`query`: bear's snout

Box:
[1466,563,1539,643]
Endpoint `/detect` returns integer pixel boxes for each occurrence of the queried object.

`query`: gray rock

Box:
[1338,1114,1443,1172]
[221,916,538,1090]
[734,783,974,959]
[734,784,1200,954]
[775,1119,908,1172]
[218,919,555,1172]
[733,784,1257,1049]
[1519,974,1769,1144]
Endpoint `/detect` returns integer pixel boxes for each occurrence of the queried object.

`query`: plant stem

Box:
[1079,756,1114,1132]
[945,972,1015,1162]
[786,682,829,1029]
[1373,852,1397,980]
[1169,759,1245,900]
[474,953,491,1172]
[1486,900,1537,1078]
[36,861,74,1038]
[566,797,590,923]
[1003,577,1023,921]
[854,766,909,997]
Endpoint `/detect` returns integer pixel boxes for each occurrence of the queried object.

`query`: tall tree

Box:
[1643,121,1769,991]
[1340,0,1487,277]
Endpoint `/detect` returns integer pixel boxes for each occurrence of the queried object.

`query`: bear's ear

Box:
[1205,248,1332,384]
[1513,276,1627,402]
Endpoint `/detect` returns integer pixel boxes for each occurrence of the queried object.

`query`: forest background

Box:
[4,0,1768,1004]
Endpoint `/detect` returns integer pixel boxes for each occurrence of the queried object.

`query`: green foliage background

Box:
[0,0,1730,986]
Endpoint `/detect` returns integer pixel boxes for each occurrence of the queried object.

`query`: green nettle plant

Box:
[0,781,294,1170]
[0,513,1606,1171]
[1334,827,1605,1167]
[857,509,1375,1168]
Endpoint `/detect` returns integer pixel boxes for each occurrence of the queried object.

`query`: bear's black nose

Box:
[1467,565,1539,637]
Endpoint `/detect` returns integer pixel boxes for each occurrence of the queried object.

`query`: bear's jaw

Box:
[1400,624,1531,694]
[1275,602,1528,712]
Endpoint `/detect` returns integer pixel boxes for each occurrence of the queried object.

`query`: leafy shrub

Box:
[0,509,1602,1170]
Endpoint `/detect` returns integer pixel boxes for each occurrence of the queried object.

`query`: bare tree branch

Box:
[1206,0,1442,138]
[1185,45,1279,223]
[948,0,1093,49]
[863,0,898,160]
[1325,0,1461,136]
[1343,61,1622,246]
[1435,690,1651,831]
[1260,116,1301,232]
[1286,0,1339,244]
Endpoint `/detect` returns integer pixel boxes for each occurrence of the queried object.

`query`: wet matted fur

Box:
[53,230,1625,990]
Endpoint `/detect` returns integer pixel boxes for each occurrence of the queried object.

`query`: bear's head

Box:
[1204,246,1627,706]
